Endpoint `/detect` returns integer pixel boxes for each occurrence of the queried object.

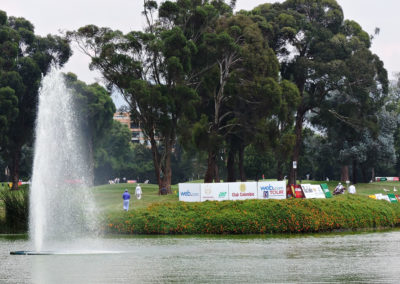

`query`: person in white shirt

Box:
[348,184,356,194]
[136,184,142,200]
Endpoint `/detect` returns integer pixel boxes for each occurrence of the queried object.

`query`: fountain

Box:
[11,69,99,255]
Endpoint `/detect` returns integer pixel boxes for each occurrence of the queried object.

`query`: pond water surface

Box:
[1,231,400,283]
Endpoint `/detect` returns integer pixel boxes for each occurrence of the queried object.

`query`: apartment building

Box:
[113,112,147,145]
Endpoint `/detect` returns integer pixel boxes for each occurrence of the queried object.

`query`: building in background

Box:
[113,112,148,145]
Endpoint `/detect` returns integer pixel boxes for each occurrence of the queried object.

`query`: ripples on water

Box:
[2,231,400,283]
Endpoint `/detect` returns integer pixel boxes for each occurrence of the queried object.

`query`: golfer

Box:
[122,189,131,211]
[136,184,142,200]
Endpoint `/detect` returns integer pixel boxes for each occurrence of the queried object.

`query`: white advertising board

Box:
[178,183,201,202]
[228,182,257,200]
[301,184,326,199]
[200,183,229,202]
[257,181,286,199]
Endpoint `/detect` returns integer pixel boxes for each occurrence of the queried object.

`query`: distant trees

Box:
[0,10,71,189]
[0,1,393,187]
[63,72,116,184]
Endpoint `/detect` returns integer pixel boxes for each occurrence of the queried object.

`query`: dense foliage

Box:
[0,10,71,188]
[1,0,398,187]
[0,184,29,233]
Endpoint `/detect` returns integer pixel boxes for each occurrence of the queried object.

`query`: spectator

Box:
[348,184,356,194]
[136,184,142,200]
[122,189,131,211]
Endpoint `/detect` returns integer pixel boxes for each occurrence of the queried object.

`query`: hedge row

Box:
[104,195,400,234]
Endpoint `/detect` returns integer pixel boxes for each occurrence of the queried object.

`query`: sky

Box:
[2,0,400,105]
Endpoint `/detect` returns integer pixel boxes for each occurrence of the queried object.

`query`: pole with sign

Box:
[293,161,297,185]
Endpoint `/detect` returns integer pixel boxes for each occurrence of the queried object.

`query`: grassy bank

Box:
[2,181,400,235]
[104,195,400,234]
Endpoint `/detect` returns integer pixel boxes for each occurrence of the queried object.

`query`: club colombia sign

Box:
[228,182,257,200]
[257,181,286,199]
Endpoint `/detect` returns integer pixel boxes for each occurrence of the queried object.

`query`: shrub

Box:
[0,185,29,233]
[104,195,400,234]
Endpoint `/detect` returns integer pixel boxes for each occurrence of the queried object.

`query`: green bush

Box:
[104,195,400,234]
[0,185,29,233]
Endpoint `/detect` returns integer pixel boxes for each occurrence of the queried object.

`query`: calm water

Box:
[1,231,400,283]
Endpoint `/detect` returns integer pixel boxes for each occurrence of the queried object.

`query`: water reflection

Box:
[2,231,400,283]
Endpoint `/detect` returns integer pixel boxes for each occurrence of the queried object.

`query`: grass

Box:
[92,183,178,213]
[92,180,400,215]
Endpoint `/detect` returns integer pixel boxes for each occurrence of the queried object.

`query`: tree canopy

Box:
[0,10,71,189]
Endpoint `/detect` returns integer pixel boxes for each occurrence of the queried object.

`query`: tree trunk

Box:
[277,159,283,181]
[204,150,216,183]
[371,167,375,182]
[340,165,349,182]
[238,144,246,181]
[149,135,161,192]
[227,148,235,182]
[361,164,367,183]
[164,140,173,194]
[352,159,357,184]
[11,148,21,190]
[214,157,220,182]
[289,109,305,185]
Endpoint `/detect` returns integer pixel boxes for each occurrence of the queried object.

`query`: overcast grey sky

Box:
[2,0,400,104]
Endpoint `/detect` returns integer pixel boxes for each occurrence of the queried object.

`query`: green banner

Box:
[320,183,333,198]
[388,194,398,203]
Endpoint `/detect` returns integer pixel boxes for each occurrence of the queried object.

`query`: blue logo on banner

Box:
[261,185,275,191]
[180,191,199,197]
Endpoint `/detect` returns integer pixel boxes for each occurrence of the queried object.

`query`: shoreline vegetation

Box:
[2,181,400,235]
[104,195,400,235]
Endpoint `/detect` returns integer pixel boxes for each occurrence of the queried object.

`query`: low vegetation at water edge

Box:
[104,195,400,234]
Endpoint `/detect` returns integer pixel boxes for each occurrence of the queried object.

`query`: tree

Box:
[252,0,387,184]
[63,73,116,184]
[192,11,291,183]
[67,0,232,192]
[0,11,71,189]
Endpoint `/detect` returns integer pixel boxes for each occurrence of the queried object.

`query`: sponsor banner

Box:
[320,183,332,198]
[127,180,137,184]
[200,183,229,202]
[228,182,257,200]
[375,193,391,202]
[258,181,286,199]
[179,183,201,202]
[388,194,398,203]
[301,184,326,199]
[375,177,400,182]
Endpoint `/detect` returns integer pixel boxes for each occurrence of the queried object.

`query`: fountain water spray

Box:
[28,69,99,252]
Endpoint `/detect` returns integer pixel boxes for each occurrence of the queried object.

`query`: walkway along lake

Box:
[2,230,400,283]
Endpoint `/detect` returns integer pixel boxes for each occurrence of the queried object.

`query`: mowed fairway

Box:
[92,183,179,214]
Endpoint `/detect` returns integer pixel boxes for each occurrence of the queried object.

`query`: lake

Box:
[1,231,400,283]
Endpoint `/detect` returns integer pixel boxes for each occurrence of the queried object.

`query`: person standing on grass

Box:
[122,189,131,211]
[136,184,142,200]
[348,184,356,194]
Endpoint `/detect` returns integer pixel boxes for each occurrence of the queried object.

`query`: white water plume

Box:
[29,69,99,252]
